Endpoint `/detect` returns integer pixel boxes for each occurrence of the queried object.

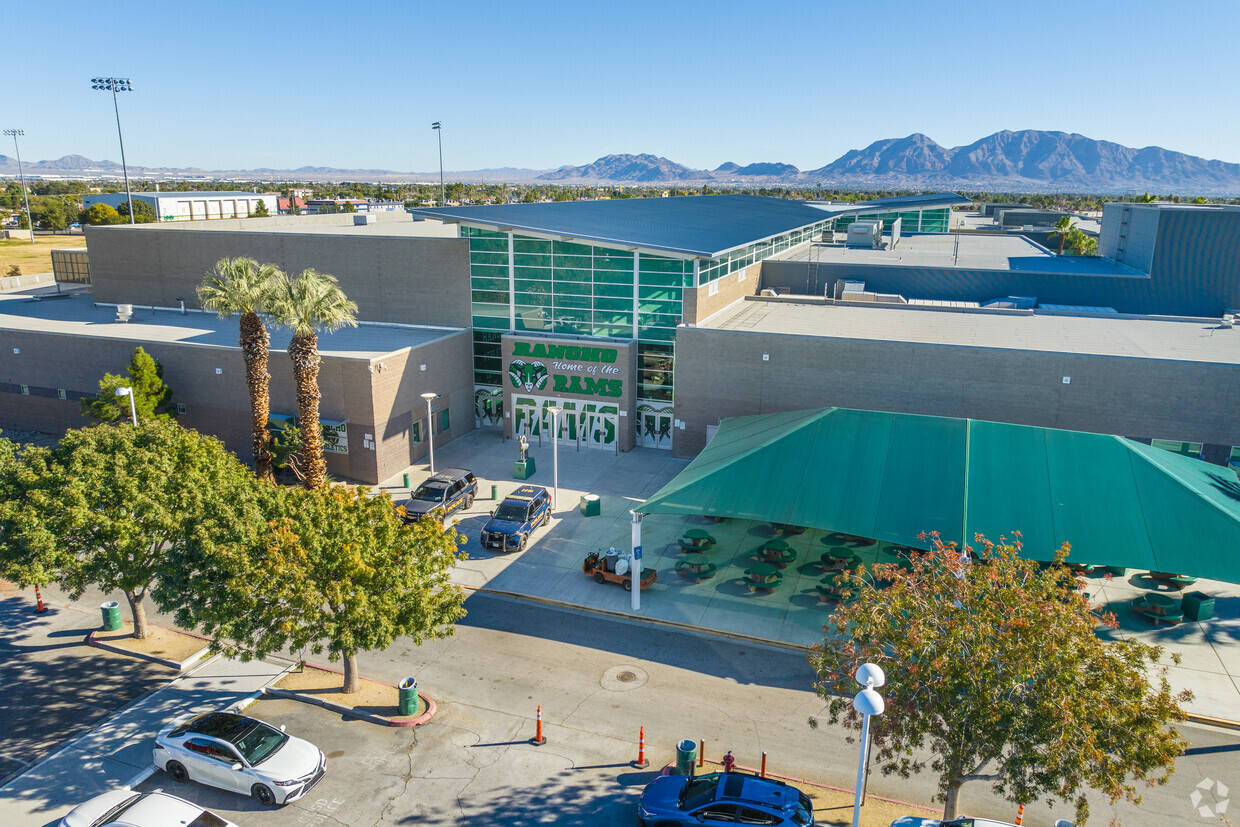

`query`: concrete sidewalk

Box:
[0,655,290,827]
[381,428,1240,721]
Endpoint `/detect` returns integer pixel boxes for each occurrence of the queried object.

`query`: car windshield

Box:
[412,485,446,502]
[188,813,228,827]
[792,791,813,826]
[494,502,528,522]
[679,773,721,810]
[233,722,288,765]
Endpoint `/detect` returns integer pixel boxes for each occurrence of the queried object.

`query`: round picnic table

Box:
[771,522,806,535]
[680,529,715,551]
[676,552,717,580]
[821,548,860,571]
[760,539,796,567]
[744,562,783,591]
[1146,592,1178,611]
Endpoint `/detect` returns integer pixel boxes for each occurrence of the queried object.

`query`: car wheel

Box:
[518,534,527,552]
[252,784,278,807]
[594,572,606,584]
[464,494,475,509]
[164,760,189,783]
[623,578,633,592]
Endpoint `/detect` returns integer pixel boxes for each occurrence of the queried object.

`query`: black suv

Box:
[399,468,478,524]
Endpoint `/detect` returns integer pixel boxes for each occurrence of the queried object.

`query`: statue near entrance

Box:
[518,434,529,462]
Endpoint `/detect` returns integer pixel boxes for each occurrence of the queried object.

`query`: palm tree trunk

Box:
[342,652,360,694]
[289,331,326,489]
[240,311,274,483]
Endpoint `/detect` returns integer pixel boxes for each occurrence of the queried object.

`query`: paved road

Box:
[0,591,175,785]
[5,585,1238,825]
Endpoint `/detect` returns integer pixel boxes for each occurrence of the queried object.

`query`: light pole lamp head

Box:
[547,406,561,416]
[114,387,132,397]
[853,686,884,717]
[431,121,441,131]
[92,77,133,92]
[420,392,438,401]
[855,663,885,689]
[3,129,23,138]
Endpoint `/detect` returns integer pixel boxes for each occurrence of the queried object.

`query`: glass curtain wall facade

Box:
[832,207,951,235]
[464,221,824,445]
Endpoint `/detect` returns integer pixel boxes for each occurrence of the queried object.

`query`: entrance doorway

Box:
[513,395,619,451]
[636,404,674,450]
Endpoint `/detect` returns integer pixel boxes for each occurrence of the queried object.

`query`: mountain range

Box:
[4,131,1240,193]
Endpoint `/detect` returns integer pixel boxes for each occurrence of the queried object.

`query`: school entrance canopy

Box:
[636,407,1240,584]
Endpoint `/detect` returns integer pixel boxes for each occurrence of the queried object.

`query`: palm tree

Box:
[1049,215,1076,255]
[197,258,282,483]
[266,269,357,490]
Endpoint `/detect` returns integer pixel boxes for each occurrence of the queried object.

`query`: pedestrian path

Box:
[0,655,290,827]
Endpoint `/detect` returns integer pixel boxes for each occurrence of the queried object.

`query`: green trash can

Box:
[398,677,419,716]
[675,739,698,776]
[580,494,601,517]
[100,601,122,632]
[1183,591,1215,622]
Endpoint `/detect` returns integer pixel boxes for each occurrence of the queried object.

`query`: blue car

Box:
[479,485,551,552]
[638,772,813,827]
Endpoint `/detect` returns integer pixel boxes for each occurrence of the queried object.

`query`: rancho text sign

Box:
[504,337,634,401]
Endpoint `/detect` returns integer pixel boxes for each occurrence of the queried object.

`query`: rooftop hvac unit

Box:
[353,214,377,225]
[846,220,883,249]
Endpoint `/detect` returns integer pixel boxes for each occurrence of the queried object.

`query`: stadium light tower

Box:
[90,77,136,224]
[2,129,34,241]
[431,121,444,207]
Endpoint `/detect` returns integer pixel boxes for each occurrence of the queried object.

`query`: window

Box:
[708,280,720,296]
[696,803,738,822]
[1229,446,1240,468]
[1150,439,1203,459]
[412,421,422,445]
[186,739,234,763]
[738,807,778,825]
[440,408,450,431]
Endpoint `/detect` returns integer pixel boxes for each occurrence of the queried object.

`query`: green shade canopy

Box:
[638,408,1240,584]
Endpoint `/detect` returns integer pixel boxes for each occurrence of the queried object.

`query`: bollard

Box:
[698,740,704,768]
[1015,803,1025,825]
[34,584,46,614]
[402,472,410,489]
[491,483,498,500]
[760,752,767,778]
[530,705,546,746]
[632,726,648,769]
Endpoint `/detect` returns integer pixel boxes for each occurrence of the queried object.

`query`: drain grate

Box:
[616,671,636,683]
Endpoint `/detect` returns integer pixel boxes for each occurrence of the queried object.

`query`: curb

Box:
[1186,713,1240,731]
[261,686,437,727]
[467,585,814,654]
[701,759,940,814]
[87,627,213,672]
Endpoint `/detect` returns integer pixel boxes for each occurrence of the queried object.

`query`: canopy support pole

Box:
[631,510,644,612]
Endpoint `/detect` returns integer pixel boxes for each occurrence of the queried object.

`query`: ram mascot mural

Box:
[508,359,549,392]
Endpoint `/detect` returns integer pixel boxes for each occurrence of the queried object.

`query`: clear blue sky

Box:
[8,1,1240,173]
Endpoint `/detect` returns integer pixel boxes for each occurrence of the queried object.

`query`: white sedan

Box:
[153,711,326,806]
[59,789,236,827]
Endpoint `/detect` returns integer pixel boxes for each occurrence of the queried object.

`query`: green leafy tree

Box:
[81,203,124,226]
[168,485,466,692]
[197,258,281,482]
[0,422,258,639]
[31,199,70,232]
[81,347,175,423]
[341,201,356,213]
[117,199,157,223]
[1077,234,1099,256]
[0,438,60,595]
[251,200,270,218]
[810,533,1189,824]
[266,269,357,490]
[1048,215,1076,255]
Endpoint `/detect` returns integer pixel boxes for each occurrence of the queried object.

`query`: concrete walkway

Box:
[0,655,290,827]
[381,428,1240,720]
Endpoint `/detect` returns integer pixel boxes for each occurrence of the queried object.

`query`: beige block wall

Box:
[682,261,761,325]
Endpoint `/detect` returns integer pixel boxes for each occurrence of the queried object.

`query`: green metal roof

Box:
[638,407,1240,583]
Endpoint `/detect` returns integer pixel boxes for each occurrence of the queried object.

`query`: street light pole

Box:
[431,121,444,207]
[114,386,138,427]
[547,406,561,512]
[91,77,135,224]
[851,664,886,827]
[2,130,34,242]
[421,392,438,473]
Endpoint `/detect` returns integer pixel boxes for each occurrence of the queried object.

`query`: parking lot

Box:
[136,695,645,826]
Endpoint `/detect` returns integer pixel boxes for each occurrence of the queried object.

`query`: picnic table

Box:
[744,562,783,592]
[1150,571,1199,590]
[821,547,860,572]
[771,522,806,535]
[816,572,854,602]
[675,552,717,580]
[760,539,797,567]
[1133,591,1184,625]
[822,533,876,549]
[678,529,717,552]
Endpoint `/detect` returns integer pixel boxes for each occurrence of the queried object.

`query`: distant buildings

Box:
[82,190,280,221]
